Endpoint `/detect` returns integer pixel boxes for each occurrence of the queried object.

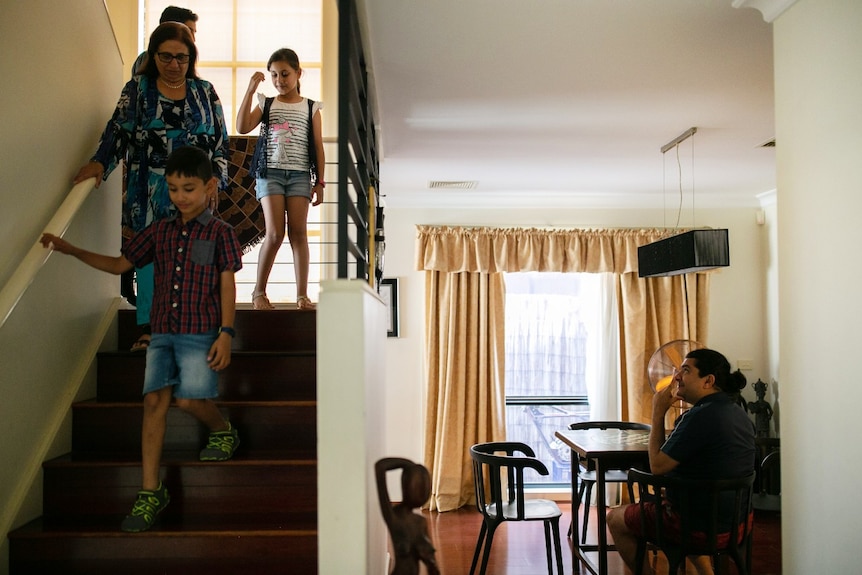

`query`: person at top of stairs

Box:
[41,146,243,532]
[236,47,325,311]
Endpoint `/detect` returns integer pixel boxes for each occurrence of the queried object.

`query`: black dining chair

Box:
[626,468,756,575]
[567,421,651,543]
[469,442,564,575]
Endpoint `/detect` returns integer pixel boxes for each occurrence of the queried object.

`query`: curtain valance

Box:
[415,225,671,274]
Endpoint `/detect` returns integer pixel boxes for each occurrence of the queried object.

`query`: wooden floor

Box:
[422,504,781,574]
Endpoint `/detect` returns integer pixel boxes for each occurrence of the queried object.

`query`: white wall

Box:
[0,1,123,287]
[774,1,862,571]
[759,191,780,431]
[317,281,389,575]
[104,0,139,68]
[0,1,124,572]
[381,205,773,465]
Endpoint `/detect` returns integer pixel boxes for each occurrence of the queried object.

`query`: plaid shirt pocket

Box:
[190,239,215,266]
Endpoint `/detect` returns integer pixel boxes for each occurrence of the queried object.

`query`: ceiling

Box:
[355,0,776,210]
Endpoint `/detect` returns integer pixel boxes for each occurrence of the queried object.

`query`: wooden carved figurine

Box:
[747,378,774,438]
[375,458,440,575]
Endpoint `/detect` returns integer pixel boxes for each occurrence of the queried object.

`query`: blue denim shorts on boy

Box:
[142,332,220,398]
[255,169,312,201]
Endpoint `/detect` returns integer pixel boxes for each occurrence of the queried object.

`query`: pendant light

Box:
[638,127,730,278]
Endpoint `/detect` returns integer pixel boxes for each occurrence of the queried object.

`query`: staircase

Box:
[8,308,318,574]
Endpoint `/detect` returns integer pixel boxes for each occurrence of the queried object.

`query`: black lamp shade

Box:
[637,229,729,278]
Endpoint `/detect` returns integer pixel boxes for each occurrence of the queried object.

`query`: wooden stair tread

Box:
[10,518,319,574]
[99,350,316,360]
[72,399,318,408]
[96,351,317,402]
[12,514,317,535]
[118,308,317,353]
[45,451,317,465]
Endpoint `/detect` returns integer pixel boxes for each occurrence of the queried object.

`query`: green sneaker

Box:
[200,422,240,461]
[120,482,170,533]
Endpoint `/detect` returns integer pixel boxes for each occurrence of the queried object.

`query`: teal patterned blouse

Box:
[91,75,228,234]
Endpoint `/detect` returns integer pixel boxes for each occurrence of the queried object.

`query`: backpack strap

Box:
[262,96,274,125]
[307,98,318,184]
[250,97,275,178]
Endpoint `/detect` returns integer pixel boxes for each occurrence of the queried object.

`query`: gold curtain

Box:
[617,273,710,424]
[423,271,506,511]
[416,226,711,511]
[416,226,656,274]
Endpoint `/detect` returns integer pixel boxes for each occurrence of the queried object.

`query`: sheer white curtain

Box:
[585,272,620,422]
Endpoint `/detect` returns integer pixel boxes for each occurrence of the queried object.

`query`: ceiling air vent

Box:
[428,180,478,190]
[760,138,776,148]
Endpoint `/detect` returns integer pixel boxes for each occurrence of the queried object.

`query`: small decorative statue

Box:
[747,378,774,438]
[375,458,441,575]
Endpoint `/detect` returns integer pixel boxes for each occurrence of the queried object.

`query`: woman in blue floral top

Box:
[74,22,228,351]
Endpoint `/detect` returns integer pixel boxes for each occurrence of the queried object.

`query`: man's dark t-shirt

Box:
[661,393,756,529]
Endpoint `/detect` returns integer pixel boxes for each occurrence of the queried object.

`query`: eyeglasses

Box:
[156,52,190,65]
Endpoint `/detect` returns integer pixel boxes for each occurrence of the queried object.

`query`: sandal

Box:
[296,296,316,310]
[252,291,275,310]
[130,334,151,352]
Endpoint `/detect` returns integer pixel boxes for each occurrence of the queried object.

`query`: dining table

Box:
[554,427,651,575]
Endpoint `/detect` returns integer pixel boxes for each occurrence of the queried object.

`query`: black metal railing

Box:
[337,0,381,285]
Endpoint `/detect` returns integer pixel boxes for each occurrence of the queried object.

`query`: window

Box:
[140,0,323,135]
[505,272,613,485]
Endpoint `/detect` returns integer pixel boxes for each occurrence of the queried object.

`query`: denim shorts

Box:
[256,169,312,201]
[142,332,220,399]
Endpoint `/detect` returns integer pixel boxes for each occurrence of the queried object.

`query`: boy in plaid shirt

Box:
[42,146,243,532]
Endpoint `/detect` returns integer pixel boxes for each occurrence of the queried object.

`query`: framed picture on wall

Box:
[380,278,400,338]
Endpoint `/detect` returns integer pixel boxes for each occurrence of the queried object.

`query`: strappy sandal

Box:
[252,291,275,310]
[296,296,316,310]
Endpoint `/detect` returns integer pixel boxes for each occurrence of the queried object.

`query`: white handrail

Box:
[0,177,98,329]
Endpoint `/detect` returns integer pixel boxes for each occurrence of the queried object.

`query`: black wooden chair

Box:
[753,438,781,511]
[469,442,564,575]
[567,421,651,543]
[626,468,756,575]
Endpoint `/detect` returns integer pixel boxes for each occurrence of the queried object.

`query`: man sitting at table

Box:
[607,348,756,575]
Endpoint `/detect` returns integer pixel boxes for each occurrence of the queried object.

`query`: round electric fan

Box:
[647,339,705,393]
